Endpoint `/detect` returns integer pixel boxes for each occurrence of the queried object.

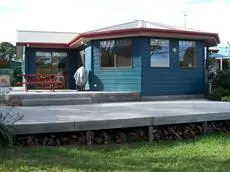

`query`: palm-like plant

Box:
[0,42,16,61]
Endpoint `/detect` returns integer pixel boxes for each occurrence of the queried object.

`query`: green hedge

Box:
[210,69,230,101]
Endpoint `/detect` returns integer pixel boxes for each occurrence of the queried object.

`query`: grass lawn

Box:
[1,133,230,172]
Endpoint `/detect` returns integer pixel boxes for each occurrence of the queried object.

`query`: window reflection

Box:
[179,41,196,68]
[36,52,52,68]
[150,39,170,67]
[100,39,132,68]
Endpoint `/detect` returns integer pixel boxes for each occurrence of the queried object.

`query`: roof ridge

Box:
[142,20,201,31]
[86,19,201,32]
[16,30,79,34]
[85,20,141,32]
[141,20,177,29]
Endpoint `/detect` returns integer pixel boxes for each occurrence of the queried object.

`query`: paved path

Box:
[7,100,230,134]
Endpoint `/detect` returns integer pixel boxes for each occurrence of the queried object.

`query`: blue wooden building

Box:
[16,20,220,97]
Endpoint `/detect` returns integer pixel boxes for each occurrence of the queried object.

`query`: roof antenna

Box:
[183,11,188,29]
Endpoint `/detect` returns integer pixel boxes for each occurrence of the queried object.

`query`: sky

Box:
[0,0,230,47]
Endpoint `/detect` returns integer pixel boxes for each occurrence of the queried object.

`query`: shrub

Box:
[12,68,22,86]
[210,69,230,101]
[210,87,230,101]
[221,96,230,102]
[0,87,23,148]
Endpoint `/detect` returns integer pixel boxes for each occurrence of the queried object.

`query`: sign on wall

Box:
[0,75,10,87]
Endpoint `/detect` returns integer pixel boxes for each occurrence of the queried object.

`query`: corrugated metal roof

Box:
[87,20,202,33]
[16,30,79,44]
[209,53,227,58]
[16,20,218,47]
[218,47,230,57]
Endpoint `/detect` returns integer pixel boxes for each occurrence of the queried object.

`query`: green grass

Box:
[1,133,230,172]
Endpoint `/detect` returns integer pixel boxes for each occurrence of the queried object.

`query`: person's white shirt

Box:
[74,66,88,87]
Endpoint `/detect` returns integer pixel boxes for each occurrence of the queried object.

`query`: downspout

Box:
[204,46,210,97]
[207,46,213,95]
[22,46,26,89]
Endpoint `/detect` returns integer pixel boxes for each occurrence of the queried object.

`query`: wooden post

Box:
[148,126,153,142]
[202,121,208,135]
[86,131,93,145]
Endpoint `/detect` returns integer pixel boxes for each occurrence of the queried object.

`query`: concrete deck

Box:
[9,100,230,135]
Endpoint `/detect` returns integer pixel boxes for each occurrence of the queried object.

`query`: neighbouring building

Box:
[209,46,230,71]
[16,20,220,97]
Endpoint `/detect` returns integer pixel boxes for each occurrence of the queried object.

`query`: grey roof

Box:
[16,20,212,45]
[16,30,79,44]
[87,20,202,33]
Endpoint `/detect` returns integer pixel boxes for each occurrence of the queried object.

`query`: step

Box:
[7,93,88,100]
[21,97,92,106]
[5,91,141,106]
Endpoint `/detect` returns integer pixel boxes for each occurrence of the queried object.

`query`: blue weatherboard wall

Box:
[84,45,92,90]
[24,38,205,95]
[90,38,141,91]
[141,38,205,96]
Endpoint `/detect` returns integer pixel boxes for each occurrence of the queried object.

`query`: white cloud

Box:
[0,0,229,46]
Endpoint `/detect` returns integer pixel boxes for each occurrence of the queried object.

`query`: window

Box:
[34,51,68,89]
[35,52,68,74]
[179,41,195,68]
[150,39,170,67]
[100,39,132,68]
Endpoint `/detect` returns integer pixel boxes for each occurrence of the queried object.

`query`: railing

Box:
[16,74,65,92]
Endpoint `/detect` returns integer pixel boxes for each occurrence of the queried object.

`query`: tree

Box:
[0,42,16,61]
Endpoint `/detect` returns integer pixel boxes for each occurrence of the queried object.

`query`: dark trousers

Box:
[76,85,85,91]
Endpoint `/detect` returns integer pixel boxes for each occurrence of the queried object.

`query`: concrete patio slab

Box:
[8,100,230,135]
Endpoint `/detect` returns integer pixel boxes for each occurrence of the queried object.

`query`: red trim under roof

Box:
[67,28,220,47]
[16,28,220,48]
[16,42,67,49]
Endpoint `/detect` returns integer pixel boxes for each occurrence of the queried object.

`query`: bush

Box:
[210,69,230,101]
[0,87,23,148]
[12,68,22,86]
[221,96,230,102]
[210,87,230,101]
[0,123,14,147]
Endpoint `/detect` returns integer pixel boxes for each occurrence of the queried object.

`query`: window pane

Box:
[52,52,68,73]
[116,39,131,47]
[100,40,115,67]
[100,39,132,68]
[115,39,132,67]
[35,52,52,67]
[150,39,169,67]
[179,41,195,68]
